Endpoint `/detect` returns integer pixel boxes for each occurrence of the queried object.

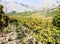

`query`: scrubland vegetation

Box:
[0,4,60,44]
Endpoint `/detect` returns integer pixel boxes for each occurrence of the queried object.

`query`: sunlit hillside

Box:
[5,9,59,44]
[0,1,60,44]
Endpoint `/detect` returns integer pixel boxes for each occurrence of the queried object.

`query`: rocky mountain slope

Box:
[0,0,59,13]
[0,0,36,13]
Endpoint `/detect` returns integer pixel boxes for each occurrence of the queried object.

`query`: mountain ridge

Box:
[0,0,59,13]
[0,0,36,13]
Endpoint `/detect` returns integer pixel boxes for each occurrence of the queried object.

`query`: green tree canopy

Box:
[0,4,3,10]
[53,5,60,28]
[0,4,9,29]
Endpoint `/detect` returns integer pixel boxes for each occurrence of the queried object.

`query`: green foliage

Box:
[9,11,38,16]
[0,5,10,30]
[53,5,60,28]
[0,5,18,30]
[0,4,3,10]
[9,15,60,44]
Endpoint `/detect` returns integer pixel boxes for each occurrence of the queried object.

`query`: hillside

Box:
[0,3,60,44]
[0,11,60,44]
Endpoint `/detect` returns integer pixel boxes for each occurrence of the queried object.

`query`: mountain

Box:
[0,0,36,13]
[0,0,59,13]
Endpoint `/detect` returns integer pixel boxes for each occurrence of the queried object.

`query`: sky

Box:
[13,0,43,5]
[13,0,60,5]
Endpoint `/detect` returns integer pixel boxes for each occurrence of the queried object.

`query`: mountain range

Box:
[0,0,59,13]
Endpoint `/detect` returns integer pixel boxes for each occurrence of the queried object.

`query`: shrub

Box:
[0,5,9,29]
[53,5,60,28]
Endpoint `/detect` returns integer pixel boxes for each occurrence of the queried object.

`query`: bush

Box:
[53,5,60,28]
[0,4,9,29]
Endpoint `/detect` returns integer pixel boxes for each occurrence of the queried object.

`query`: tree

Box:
[0,4,9,29]
[53,5,60,28]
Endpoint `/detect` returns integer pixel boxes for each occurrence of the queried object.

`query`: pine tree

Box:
[0,4,9,29]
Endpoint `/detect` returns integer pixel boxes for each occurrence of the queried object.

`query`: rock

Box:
[0,25,43,44]
[38,42,42,44]
[0,25,18,44]
[6,31,17,40]
[5,40,17,44]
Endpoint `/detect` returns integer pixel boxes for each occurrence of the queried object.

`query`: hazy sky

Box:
[13,0,60,5]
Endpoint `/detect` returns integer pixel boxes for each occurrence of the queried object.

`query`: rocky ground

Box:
[0,24,42,44]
